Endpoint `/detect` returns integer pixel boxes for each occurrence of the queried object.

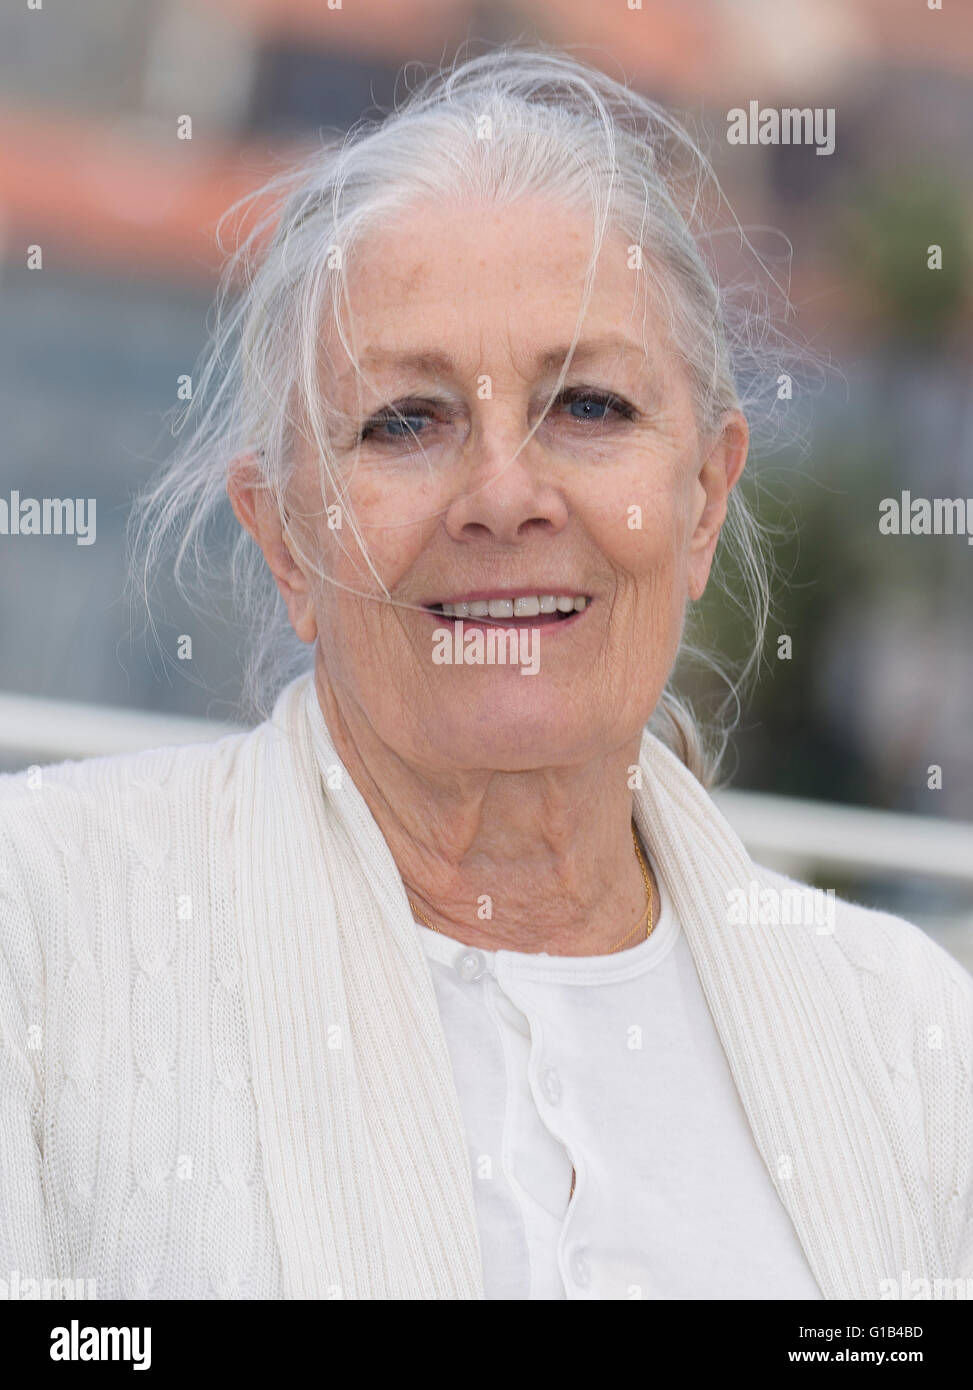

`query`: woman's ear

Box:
[227,453,318,644]
[687,410,749,601]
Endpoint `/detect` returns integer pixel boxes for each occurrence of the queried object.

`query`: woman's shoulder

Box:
[0,729,256,924]
[0,730,260,1042]
[757,862,973,1018]
[0,727,250,828]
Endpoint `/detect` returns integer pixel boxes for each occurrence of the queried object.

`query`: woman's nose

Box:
[442,427,570,546]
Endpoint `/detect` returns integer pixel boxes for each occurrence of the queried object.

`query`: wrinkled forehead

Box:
[315,198,677,402]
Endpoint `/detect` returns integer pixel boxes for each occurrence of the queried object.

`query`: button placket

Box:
[530,1053,588,1298]
[454,947,488,982]
[497,961,586,1294]
[541,1067,562,1105]
[569,1247,591,1289]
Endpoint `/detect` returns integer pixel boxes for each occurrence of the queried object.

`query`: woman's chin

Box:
[423,705,596,772]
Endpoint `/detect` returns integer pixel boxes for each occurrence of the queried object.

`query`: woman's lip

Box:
[423,606,588,631]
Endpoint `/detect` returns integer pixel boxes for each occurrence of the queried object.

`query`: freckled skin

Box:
[229,196,748,952]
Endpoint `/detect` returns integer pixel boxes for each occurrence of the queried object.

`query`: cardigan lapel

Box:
[235,675,483,1299]
[631,726,942,1300]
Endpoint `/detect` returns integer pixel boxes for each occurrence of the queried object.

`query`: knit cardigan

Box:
[0,671,971,1300]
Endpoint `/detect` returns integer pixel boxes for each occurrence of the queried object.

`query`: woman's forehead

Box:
[336,333,651,384]
[317,332,672,419]
[341,197,623,300]
[323,286,671,401]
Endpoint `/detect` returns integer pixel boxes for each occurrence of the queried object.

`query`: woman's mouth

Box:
[423,592,590,628]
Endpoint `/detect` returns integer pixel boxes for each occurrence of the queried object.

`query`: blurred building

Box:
[0,0,971,842]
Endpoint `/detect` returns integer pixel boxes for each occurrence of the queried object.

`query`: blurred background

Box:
[0,0,971,963]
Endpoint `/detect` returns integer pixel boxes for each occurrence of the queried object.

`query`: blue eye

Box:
[358,387,637,446]
[359,407,433,443]
[570,398,605,420]
[560,389,636,422]
[367,414,426,439]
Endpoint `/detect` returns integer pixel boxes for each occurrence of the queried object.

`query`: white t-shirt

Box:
[415,865,824,1300]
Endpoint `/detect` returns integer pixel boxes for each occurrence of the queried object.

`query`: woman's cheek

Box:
[347,475,443,573]
[602,494,680,583]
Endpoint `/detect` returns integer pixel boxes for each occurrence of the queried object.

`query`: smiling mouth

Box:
[424,593,590,626]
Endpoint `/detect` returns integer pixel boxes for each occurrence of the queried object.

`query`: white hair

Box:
[128,40,818,786]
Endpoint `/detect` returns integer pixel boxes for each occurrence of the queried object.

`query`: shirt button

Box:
[541,1067,561,1104]
[569,1248,590,1288]
[454,948,487,982]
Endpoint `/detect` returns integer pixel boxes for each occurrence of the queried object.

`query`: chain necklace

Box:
[408,821,654,954]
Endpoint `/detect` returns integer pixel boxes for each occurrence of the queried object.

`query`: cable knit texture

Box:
[0,671,971,1299]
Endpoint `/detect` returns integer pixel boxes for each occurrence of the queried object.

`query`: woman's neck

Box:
[314,671,660,956]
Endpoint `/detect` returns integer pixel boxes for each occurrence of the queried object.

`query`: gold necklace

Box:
[408,821,654,954]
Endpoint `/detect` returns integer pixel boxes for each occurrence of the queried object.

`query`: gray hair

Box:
[128,40,813,786]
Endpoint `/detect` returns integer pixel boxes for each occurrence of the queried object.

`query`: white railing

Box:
[712,789,973,886]
[2,690,972,893]
[0,690,242,760]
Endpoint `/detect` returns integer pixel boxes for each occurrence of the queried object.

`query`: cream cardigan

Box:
[0,671,971,1300]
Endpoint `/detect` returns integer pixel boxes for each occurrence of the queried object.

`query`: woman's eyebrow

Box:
[356,333,649,378]
[534,335,648,371]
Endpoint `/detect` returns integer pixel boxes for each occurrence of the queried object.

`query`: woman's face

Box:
[280,197,746,773]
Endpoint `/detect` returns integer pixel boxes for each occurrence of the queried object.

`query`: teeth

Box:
[436,594,589,617]
[513,596,540,617]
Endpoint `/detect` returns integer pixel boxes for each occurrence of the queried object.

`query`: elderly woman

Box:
[1,46,971,1303]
